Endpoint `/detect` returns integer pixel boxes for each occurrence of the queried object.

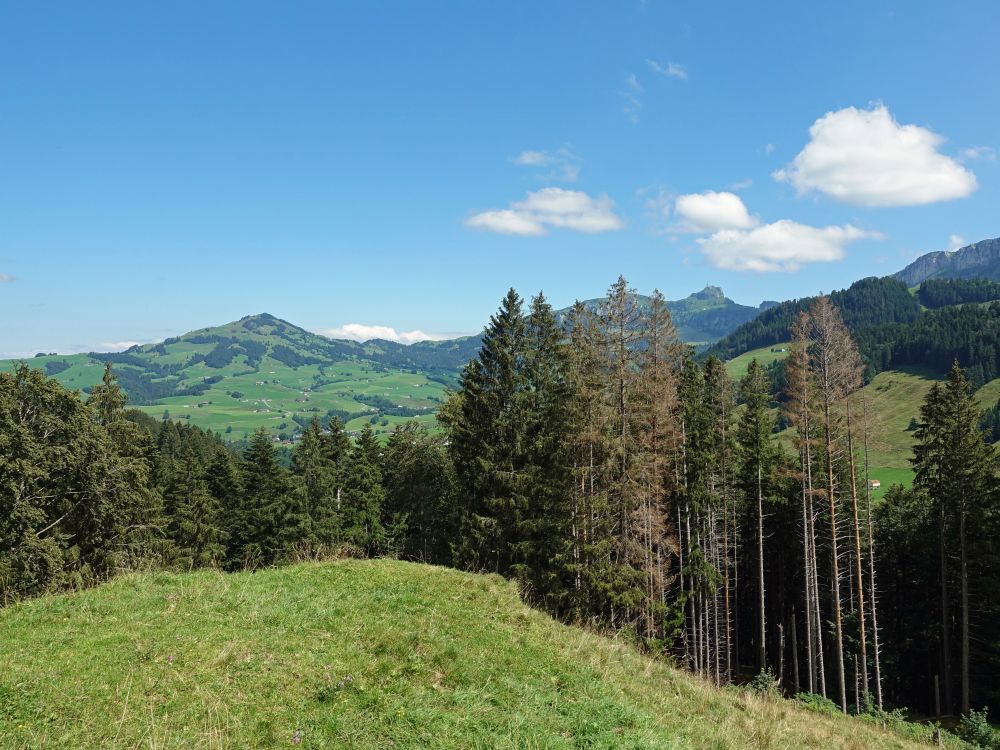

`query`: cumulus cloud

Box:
[466,187,624,236]
[948,234,967,251]
[511,147,581,182]
[697,220,881,272]
[774,104,977,207]
[316,324,462,345]
[0,274,14,283]
[646,59,688,79]
[674,191,758,233]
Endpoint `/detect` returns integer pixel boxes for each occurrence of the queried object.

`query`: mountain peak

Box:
[692,285,726,301]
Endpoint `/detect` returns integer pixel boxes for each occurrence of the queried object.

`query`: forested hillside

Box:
[4,279,999,746]
[707,276,1000,388]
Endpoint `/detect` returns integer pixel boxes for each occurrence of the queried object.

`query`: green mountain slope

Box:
[0,559,952,749]
[0,314,480,440]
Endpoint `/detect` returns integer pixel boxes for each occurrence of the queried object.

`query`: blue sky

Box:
[2,1,998,355]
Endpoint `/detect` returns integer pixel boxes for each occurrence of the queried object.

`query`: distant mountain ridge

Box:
[1,285,769,439]
[556,285,768,345]
[893,236,1000,286]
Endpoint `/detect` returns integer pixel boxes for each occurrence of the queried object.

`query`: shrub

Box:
[959,708,999,749]
[795,692,839,715]
[748,668,779,696]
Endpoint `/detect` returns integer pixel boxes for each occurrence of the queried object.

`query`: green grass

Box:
[724,343,791,380]
[0,560,958,749]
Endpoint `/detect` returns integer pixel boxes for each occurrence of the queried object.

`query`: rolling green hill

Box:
[0,314,479,441]
[0,559,958,749]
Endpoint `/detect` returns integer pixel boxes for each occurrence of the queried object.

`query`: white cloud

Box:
[774,104,977,207]
[512,150,549,167]
[646,59,688,80]
[697,220,881,272]
[674,191,758,233]
[948,234,966,251]
[316,324,462,345]
[622,73,643,124]
[764,143,775,154]
[510,147,581,182]
[466,187,624,236]
[96,341,145,352]
[959,145,996,162]
[0,274,14,283]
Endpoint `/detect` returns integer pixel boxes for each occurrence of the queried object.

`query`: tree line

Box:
[2,278,998,724]
[0,363,457,601]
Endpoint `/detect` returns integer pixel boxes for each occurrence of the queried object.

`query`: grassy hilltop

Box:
[0,560,957,749]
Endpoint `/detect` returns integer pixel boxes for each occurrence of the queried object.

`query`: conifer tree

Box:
[703,356,735,680]
[518,292,576,611]
[382,421,456,564]
[446,288,528,574]
[736,359,777,673]
[233,428,290,567]
[564,300,611,620]
[341,424,386,556]
[166,450,225,568]
[290,417,342,548]
[807,296,863,712]
[913,361,996,715]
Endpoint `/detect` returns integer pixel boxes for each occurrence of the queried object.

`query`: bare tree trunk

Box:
[825,400,847,713]
[809,491,826,697]
[846,401,869,704]
[792,608,800,693]
[678,503,688,667]
[939,502,952,715]
[861,394,884,709]
[757,464,766,672]
[960,505,969,716]
[801,443,815,693]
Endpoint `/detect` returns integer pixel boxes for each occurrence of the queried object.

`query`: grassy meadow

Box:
[0,560,963,749]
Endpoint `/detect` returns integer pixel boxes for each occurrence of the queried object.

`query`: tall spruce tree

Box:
[736,359,778,674]
[446,289,529,574]
[340,424,386,556]
[232,428,290,567]
[518,292,576,611]
[913,361,996,715]
[166,449,225,568]
[290,417,342,549]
